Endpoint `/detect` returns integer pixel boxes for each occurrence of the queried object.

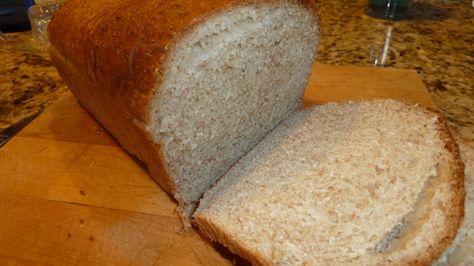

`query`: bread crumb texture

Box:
[150,4,318,210]
[196,100,463,265]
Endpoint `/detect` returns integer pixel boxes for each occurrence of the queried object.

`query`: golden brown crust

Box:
[50,46,174,194]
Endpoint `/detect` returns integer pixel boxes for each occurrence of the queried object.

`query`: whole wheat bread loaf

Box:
[195,100,465,265]
[48,0,320,219]
[48,1,465,263]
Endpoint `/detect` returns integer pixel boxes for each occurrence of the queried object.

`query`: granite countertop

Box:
[0,0,473,141]
[314,0,473,141]
[0,33,67,130]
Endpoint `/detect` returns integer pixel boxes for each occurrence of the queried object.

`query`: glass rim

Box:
[27,1,65,17]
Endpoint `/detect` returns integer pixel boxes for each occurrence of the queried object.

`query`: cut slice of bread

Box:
[48,0,320,221]
[435,139,473,265]
[194,100,465,265]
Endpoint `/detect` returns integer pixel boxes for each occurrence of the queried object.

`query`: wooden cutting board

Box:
[0,64,435,265]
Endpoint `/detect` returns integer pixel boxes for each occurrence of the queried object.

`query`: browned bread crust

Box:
[49,47,174,193]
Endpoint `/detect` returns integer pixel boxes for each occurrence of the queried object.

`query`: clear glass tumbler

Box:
[27,0,64,47]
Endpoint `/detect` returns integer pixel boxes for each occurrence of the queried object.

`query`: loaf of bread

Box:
[49,1,465,264]
[195,100,465,265]
[48,0,320,219]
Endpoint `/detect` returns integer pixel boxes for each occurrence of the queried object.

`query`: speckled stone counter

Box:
[0,0,473,141]
[314,0,473,141]
[0,32,67,131]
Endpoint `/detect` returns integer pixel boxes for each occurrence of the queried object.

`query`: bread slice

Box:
[194,100,465,265]
[435,139,473,265]
[48,0,320,220]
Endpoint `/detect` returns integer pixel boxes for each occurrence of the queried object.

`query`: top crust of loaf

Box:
[194,100,465,265]
[48,0,318,123]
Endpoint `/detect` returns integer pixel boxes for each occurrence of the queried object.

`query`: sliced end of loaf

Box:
[194,100,465,265]
[149,3,319,217]
[435,139,473,265]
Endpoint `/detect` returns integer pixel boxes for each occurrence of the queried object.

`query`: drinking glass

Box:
[27,0,64,48]
[366,0,412,20]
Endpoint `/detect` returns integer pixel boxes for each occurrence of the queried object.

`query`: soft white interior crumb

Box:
[197,100,446,265]
[149,4,319,209]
